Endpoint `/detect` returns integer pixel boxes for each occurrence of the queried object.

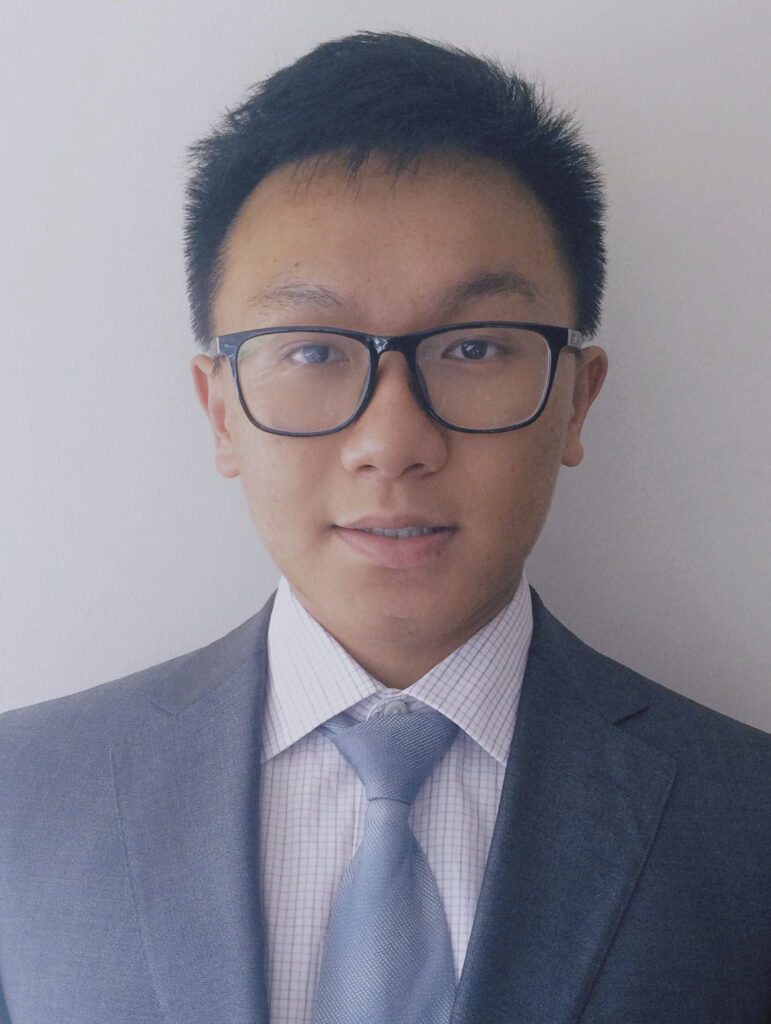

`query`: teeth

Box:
[360,526,442,539]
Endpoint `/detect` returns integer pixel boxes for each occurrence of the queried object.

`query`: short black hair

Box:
[185,31,606,348]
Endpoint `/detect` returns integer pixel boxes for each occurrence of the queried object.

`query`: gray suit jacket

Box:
[1,590,769,1023]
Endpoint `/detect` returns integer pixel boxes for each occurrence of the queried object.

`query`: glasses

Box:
[214,321,586,436]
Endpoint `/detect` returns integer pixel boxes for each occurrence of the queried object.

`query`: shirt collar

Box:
[262,573,532,766]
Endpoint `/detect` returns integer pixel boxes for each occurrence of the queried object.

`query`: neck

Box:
[290,581,520,690]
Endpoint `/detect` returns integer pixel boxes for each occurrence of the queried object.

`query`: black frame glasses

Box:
[214,321,587,437]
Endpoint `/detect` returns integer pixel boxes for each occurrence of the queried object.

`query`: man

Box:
[0,31,769,1024]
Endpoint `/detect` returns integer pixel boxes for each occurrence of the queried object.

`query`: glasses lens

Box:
[416,326,551,430]
[236,331,370,433]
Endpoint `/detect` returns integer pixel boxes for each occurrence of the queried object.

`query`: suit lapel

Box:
[111,602,273,1024]
[452,593,677,1023]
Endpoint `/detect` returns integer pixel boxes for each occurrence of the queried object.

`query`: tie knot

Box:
[319,705,459,805]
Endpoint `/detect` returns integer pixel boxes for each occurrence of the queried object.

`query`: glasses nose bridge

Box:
[372,335,391,355]
[370,332,421,358]
[367,334,418,385]
[363,333,427,418]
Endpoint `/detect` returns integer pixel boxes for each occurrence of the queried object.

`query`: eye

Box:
[443,338,502,361]
[285,343,346,365]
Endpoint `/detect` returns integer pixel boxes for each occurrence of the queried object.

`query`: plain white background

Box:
[1,0,769,728]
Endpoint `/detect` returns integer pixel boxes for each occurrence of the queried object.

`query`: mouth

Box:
[353,525,448,539]
[333,518,457,568]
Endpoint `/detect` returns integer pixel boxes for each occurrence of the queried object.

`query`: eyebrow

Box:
[245,267,539,321]
[437,268,539,316]
[246,281,348,313]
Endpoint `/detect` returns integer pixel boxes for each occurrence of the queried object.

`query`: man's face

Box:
[193,154,606,682]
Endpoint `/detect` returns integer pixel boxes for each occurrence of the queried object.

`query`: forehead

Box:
[212,153,576,335]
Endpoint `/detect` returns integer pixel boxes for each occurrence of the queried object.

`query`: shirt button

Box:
[381,699,409,716]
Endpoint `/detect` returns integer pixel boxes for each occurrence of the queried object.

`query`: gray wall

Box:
[2,0,769,728]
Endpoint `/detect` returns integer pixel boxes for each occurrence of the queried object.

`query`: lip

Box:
[338,514,453,531]
[333,517,457,569]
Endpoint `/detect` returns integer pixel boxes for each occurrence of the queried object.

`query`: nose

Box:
[338,352,448,479]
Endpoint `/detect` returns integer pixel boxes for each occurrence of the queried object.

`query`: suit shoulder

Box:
[0,603,271,774]
[532,591,771,775]
[577,638,771,873]
[594,640,770,764]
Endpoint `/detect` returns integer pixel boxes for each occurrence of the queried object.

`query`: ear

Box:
[191,354,241,478]
[561,346,608,467]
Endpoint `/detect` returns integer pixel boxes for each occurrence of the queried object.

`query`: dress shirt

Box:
[260,573,533,1024]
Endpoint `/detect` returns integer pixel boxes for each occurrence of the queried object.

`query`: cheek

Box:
[461,426,566,549]
[234,433,331,552]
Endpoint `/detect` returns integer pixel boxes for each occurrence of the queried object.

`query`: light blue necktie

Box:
[314,702,459,1024]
